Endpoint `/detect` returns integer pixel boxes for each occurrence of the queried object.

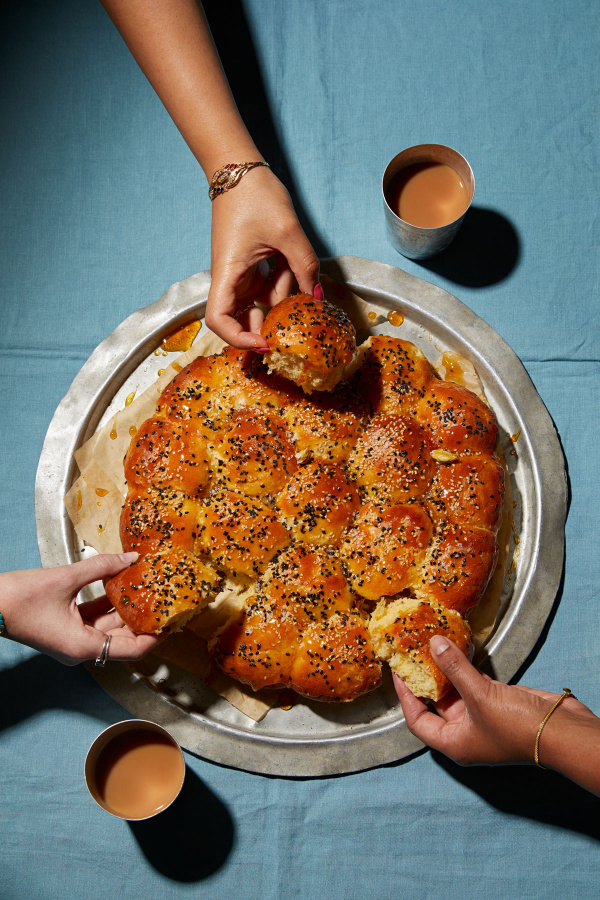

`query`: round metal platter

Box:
[35,256,567,777]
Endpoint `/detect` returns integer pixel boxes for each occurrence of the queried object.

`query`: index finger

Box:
[205,278,269,350]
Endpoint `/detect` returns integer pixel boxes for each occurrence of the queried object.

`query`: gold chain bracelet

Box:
[208,161,270,201]
[534,687,573,769]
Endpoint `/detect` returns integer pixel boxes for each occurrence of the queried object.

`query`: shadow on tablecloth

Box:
[204,0,331,262]
[432,750,600,839]
[0,653,236,881]
[129,768,235,881]
[418,207,520,288]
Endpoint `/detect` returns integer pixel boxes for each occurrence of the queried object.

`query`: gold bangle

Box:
[534,687,573,769]
[208,161,270,201]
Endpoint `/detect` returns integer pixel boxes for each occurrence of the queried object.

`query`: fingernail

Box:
[119,551,139,564]
[313,283,324,301]
[430,635,450,655]
[254,347,270,353]
[468,641,475,662]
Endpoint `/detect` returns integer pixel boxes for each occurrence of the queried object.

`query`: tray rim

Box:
[35,256,567,777]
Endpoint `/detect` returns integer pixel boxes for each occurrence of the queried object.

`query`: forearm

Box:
[537,706,600,797]
[100,0,261,177]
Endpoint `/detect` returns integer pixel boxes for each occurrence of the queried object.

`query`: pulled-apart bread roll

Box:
[260,293,357,393]
[105,545,222,634]
[368,597,471,701]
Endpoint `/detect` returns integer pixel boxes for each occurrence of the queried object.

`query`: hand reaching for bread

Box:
[0,553,160,665]
[394,635,600,797]
[205,168,321,350]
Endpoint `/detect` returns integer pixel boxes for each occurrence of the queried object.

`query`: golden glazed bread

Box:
[107,292,504,701]
[368,596,472,701]
[260,293,358,393]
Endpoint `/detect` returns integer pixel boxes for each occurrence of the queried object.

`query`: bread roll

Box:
[425,455,505,531]
[290,611,382,702]
[256,544,356,622]
[280,381,366,463]
[119,488,203,554]
[351,335,436,416]
[124,417,210,496]
[195,489,291,579]
[416,380,499,455]
[408,522,498,615]
[275,461,361,545]
[260,293,357,393]
[105,546,222,634]
[368,596,471,701]
[211,408,297,498]
[347,413,434,503]
[340,502,433,601]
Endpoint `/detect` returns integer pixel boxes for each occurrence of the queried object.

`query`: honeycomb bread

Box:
[107,293,503,702]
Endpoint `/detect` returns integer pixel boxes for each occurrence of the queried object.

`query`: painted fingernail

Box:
[430,635,450,655]
[254,347,270,353]
[313,283,324,301]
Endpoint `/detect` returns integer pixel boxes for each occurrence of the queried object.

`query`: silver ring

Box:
[95,634,112,667]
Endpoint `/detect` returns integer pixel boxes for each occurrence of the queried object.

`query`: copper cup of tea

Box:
[85,719,186,820]
[382,144,474,259]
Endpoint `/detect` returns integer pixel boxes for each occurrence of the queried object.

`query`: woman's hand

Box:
[0,553,159,665]
[205,166,320,349]
[394,634,593,767]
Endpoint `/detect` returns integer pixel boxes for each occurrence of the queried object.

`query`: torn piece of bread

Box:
[105,545,223,634]
[368,596,471,700]
[260,293,357,393]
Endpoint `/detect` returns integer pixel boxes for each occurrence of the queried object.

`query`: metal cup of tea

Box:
[382,144,474,260]
[85,719,186,820]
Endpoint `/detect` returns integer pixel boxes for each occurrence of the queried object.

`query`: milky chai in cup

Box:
[382,144,474,259]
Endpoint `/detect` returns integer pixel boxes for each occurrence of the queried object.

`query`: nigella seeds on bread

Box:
[260,293,358,393]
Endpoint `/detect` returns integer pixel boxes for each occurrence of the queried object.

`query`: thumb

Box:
[429,635,482,701]
[63,552,139,593]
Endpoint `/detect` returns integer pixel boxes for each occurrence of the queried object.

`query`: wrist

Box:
[535,704,600,792]
[199,142,265,185]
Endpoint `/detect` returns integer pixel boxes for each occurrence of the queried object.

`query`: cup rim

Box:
[382,143,475,231]
[84,718,186,820]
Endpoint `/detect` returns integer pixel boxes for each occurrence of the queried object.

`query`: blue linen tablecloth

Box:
[1,0,599,897]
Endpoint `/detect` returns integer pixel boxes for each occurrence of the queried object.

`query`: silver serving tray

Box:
[35,257,567,777]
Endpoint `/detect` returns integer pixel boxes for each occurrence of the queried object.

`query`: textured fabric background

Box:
[1,1,599,897]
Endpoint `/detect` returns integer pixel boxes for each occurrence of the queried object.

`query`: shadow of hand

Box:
[432,751,600,840]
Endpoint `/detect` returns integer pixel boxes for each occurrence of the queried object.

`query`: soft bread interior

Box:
[264,349,351,393]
